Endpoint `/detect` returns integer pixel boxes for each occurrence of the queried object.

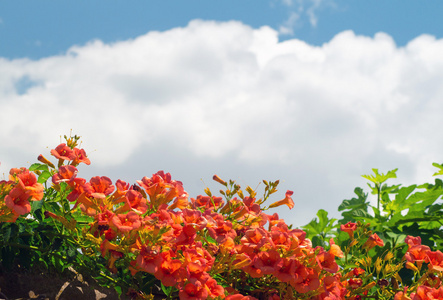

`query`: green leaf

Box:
[37,170,52,184]
[338,188,368,210]
[432,162,443,176]
[362,168,398,184]
[31,199,44,213]
[29,163,49,172]
[67,246,77,258]
[161,283,173,296]
[113,286,122,297]
[3,223,17,243]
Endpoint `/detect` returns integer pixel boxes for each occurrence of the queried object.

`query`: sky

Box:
[1,1,443,227]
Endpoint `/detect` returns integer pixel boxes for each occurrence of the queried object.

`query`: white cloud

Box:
[1,20,443,226]
[278,0,336,35]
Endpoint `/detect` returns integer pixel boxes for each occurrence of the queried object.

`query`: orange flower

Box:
[115,190,147,214]
[154,250,186,287]
[425,250,443,272]
[50,143,76,161]
[273,257,297,283]
[292,267,320,294]
[405,244,430,270]
[111,211,141,233]
[226,295,258,300]
[5,187,31,215]
[11,168,44,201]
[72,148,91,166]
[394,287,412,300]
[191,195,224,210]
[84,176,115,199]
[137,171,187,209]
[405,235,422,248]
[316,250,339,273]
[362,233,384,251]
[329,238,344,258]
[179,278,209,300]
[52,165,78,185]
[414,285,443,300]
[205,277,225,298]
[268,190,294,210]
[66,177,86,202]
[253,249,282,275]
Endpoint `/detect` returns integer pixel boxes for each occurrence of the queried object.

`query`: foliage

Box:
[303,167,443,299]
[1,134,443,299]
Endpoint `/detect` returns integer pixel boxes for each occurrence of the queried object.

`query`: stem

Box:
[377,183,381,211]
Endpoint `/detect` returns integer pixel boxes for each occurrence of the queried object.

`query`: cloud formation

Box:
[278,0,335,34]
[1,20,443,226]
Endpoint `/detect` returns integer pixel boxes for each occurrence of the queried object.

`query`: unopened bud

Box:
[38,154,55,168]
[213,175,227,186]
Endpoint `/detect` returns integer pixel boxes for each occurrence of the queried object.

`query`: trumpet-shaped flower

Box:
[84,176,115,199]
[425,250,443,272]
[154,250,186,287]
[362,233,384,251]
[5,187,31,215]
[111,211,141,233]
[292,267,320,294]
[11,168,44,201]
[72,147,91,165]
[52,165,78,185]
[340,222,357,239]
[50,143,76,161]
[268,190,294,210]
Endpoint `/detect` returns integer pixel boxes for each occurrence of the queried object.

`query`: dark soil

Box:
[0,265,128,300]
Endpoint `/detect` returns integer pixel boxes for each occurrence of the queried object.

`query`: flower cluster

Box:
[2,136,443,300]
[393,236,443,299]
[0,167,44,222]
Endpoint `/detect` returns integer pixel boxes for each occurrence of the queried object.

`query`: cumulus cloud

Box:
[1,20,443,226]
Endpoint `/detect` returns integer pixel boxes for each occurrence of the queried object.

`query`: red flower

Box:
[353,267,365,277]
[348,278,363,289]
[340,221,357,239]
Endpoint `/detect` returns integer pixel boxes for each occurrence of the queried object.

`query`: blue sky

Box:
[1,1,443,227]
[2,1,443,59]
